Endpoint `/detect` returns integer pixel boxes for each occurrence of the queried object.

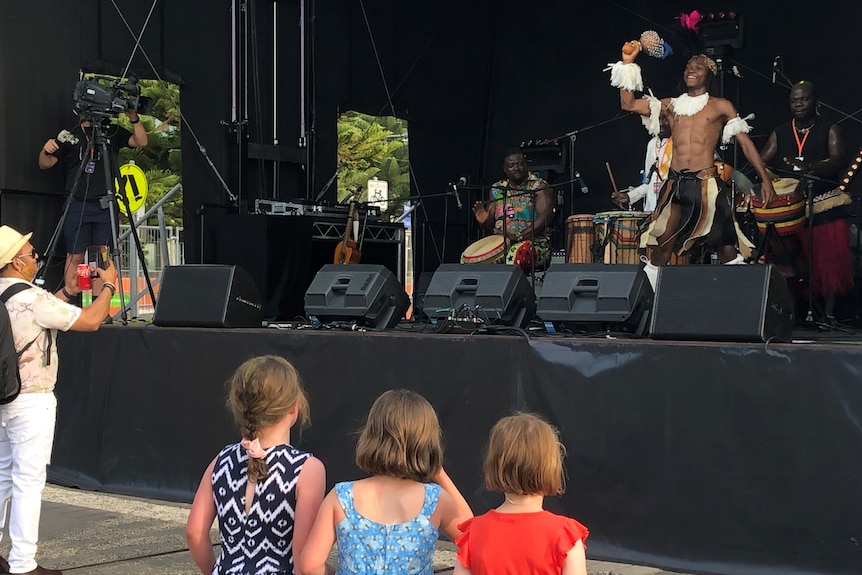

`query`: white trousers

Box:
[0,392,57,573]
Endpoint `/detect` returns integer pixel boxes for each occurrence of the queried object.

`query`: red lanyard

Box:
[791,119,810,156]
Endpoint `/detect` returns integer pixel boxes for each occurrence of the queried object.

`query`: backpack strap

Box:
[0,283,43,357]
[0,282,32,304]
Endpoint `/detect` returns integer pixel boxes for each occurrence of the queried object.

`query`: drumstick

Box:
[606,162,623,208]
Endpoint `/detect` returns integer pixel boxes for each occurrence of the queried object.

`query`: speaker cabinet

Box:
[420,264,536,328]
[536,264,653,334]
[304,264,409,329]
[650,264,794,342]
[153,265,264,328]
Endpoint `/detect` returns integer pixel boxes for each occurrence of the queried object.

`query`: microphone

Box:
[452,176,466,209]
[575,171,589,194]
[57,129,79,145]
[394,203,416,223]
[772,56,780,84]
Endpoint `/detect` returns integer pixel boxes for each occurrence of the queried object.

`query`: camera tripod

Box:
[35,116,156,322]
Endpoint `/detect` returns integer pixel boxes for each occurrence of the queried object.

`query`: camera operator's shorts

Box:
[65,200,116,253]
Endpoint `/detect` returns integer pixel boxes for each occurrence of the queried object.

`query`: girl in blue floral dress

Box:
[298,389,472,575]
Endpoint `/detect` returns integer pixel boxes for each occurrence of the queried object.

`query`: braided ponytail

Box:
[227,356,310,483]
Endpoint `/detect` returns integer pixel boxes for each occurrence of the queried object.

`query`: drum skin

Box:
[461,235,505,264]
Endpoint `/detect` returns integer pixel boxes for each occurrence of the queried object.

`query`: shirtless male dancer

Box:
[608,40,775,288]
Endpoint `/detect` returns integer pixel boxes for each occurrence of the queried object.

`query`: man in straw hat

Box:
[0,225,117,575]
[608,44,776,288]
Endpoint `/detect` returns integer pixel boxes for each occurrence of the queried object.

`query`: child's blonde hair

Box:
[484,412,565,496]
[355,389,443,482]
[227,355,310,482]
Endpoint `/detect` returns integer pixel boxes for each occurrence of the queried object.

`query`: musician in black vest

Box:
[760,80,852,323]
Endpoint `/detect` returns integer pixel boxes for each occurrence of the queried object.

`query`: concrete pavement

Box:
[0,485,691,575]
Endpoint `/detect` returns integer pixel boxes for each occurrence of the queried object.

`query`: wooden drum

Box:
[565,214,595,263]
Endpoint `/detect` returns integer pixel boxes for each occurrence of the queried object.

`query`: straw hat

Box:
[0,226,33,267]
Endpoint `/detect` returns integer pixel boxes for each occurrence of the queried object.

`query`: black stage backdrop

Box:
[52,326,862,575]
[2,1,860,269]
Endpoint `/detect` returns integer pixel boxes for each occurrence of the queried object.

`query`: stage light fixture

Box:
[838,146,862,192]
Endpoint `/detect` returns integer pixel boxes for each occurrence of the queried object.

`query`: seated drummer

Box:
[472,148,554,269]
[759,80,852,324]
[611,115,672,212]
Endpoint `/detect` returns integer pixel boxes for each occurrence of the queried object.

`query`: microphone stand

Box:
[548,113,636,218]
[313,167,340,203]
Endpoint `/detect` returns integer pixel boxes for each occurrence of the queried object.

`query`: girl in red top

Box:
[454,413,589,575]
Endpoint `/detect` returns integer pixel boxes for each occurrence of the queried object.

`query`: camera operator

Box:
[37,107,147,304]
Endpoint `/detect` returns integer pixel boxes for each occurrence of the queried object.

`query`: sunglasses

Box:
[15,248,38,261]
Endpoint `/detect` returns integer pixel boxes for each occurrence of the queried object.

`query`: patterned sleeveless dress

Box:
[211,443,311,574]
[334,481,441,575]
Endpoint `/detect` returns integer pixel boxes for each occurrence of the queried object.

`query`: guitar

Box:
[334,187,363,264]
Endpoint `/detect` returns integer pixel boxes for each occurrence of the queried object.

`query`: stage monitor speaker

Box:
[304,264,409,329]
[153,265,264,328]
[419,264,536,328]
[650,264,794,342]
[536,264,653,334]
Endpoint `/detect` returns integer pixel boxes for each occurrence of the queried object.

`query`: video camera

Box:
[72,75,152,119]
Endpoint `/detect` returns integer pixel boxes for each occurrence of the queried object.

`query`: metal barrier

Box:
[113,184,184,319]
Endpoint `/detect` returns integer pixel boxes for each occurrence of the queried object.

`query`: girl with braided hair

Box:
[186,356,326,575]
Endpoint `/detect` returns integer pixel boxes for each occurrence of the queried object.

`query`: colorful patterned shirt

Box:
[490,173,551,238]
[0,278,81,393]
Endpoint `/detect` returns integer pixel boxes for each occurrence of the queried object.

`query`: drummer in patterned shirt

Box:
[471,148,555,270]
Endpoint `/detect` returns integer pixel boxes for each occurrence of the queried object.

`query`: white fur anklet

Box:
[640,256,658,290]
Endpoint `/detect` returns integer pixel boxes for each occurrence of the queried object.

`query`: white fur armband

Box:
[722,116,752,144]
[640,93,662,136]
[606,61,643,92]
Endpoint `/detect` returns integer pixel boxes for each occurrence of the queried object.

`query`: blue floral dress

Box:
[334,481,441,575]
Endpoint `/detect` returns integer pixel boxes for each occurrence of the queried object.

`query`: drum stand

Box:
[800,178,854,333]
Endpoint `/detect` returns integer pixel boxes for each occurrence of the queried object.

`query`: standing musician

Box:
[611,115,672,212]
[760,81,852,323]
[472,149,555,270]
[608,43,775,288]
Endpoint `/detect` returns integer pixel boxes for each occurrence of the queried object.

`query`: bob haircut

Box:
[483,412,566,496]
[355,389,443,482]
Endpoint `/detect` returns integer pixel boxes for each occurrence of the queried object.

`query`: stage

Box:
[49,322,862,575]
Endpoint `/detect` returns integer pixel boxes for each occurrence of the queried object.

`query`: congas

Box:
[565,214,595,263]
[593,211,648,264]
[750,178,806,236]
[461,235,505,264]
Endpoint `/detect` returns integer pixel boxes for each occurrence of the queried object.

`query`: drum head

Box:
[461,235,504,264]
[773,177,801,195]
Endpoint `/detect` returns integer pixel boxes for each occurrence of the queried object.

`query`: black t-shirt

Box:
[55,123,132,201]
[770,118,836,197]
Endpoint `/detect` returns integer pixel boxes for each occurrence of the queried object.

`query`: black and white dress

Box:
[211,443,311,575]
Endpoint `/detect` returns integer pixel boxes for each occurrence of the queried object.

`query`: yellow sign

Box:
[115,163,148,214]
